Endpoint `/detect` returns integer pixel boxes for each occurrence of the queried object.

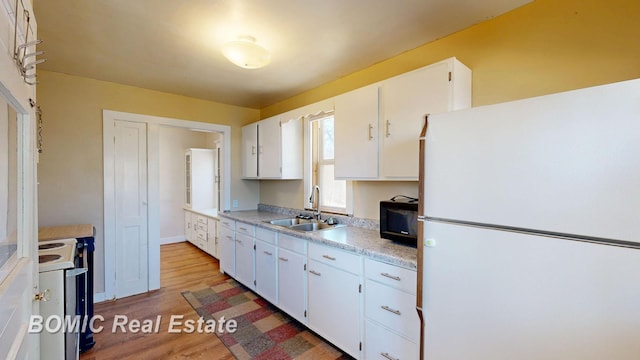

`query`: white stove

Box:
[38,238,84,359]
[38,238,76,272]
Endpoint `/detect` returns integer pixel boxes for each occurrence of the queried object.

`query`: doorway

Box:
[103,110,230,300]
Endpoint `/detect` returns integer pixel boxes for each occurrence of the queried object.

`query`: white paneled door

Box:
[114,120,149,298]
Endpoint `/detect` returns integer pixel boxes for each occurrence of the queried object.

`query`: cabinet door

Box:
[255,240,277,304]
[218,226,235,276]
[207,218,218,258]
[184,211,194,242]
[241,123,258,178]
[277,248,307,324]
[307,259,361,358]
[258,116,282,178]
[381,61,450,179]
[235,233,255,289]
[335,83,380,179]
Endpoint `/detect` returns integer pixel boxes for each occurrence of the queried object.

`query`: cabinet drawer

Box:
[219,218,235,230]
[365,320,417,360]
[365,258,417,295]
[309,242,361,275]
[219,226,235,243]
[365,279,420,342]
[196,229,207,242]
[236,223,255,237]
[278,233,306,254]
[196,215,208,225]
[255,227,277,244]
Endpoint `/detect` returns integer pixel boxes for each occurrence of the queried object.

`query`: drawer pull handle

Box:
[236,239,242,244]
[225,235,233,240]
[309,270,321,276]
[278,257,289,262]
[322,255,336,261]
[380,272,401,281]
[263,251,273,256]
[381,305,401,316]
[239,227,247,231]
[381,352,399,360]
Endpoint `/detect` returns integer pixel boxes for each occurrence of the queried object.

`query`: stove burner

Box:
[39,243,66,250]
[39,254,62,263]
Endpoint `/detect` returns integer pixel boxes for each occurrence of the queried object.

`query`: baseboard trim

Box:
[160,235,186,245]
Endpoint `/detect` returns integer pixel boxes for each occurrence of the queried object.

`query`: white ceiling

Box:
[34,0,531,109]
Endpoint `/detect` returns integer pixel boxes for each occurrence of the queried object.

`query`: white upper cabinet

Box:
[334,83,381,179]
[334,57,471,180]
[241,115,303,179]
[241,123,259,179]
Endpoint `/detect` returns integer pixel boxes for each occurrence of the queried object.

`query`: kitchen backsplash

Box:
[257,203,379,231]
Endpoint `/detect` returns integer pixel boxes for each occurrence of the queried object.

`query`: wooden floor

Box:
[80,242,235,360]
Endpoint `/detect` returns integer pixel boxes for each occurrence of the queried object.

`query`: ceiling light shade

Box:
[222,35,271,69]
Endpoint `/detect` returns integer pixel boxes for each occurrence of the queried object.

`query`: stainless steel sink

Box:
[267,218,311,226]
[265,218,345,232]
[288,222,345,232]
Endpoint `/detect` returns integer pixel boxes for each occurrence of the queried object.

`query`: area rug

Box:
[182,278,350,360]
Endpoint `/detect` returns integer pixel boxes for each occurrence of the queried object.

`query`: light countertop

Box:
[218,210,417,269]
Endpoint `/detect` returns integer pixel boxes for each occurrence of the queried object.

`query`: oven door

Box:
[65,268,87,360]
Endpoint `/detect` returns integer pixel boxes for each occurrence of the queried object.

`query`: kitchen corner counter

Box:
[218,210,417,269]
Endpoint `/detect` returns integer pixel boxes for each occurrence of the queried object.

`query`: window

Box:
[306,113,352,215]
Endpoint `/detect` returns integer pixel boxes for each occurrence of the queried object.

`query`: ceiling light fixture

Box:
[222,35,271,69]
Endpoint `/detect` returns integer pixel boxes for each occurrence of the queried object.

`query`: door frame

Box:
[102,110,231,300]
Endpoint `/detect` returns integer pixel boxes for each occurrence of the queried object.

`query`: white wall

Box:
[158,127,215,241]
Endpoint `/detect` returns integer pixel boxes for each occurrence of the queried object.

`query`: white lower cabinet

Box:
[235,232,255,289]
[206,218,218,258]
[364,258,419,359]
[277,245,307,324]
[307,243,362,358]
[255,239,277,304]
[184,211,194,242]
[218,221,235,276]
[365,320,418,360]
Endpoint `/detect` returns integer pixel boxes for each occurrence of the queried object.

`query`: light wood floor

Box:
[80,242,235,360]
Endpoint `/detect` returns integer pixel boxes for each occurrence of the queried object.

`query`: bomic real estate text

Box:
[28,314,238,334]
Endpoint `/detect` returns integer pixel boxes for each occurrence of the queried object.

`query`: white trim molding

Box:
[102,110,231,300]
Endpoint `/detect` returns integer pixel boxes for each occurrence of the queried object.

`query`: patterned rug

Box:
[182,278,350,360]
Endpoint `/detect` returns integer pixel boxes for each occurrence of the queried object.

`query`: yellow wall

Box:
[259,0,640,220]
[36,70,260,293]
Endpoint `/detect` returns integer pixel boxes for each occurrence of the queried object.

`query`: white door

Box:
[381,61,450,179]
[114,120,149,298]
[277,248,306,323]
[241,123,258,178]
[334,83,380,179]
[258,116,281,178]
[255,240,277,303]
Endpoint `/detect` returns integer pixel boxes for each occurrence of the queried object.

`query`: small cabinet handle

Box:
[380,272,401,281]
[368,123,374,140]
[236,239,242,244]
[309,270,321,276]
[386,120,391,137]
[322,255,336,261]
[263,251,273,256]
[381,352,400,360]
[278,257,289,262]
[239,227,247,231]
[381,305,401,316]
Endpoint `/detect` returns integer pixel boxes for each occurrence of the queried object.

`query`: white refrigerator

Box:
[417,78,640,359]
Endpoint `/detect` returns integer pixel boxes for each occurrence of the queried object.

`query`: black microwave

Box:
[380,198,418,247]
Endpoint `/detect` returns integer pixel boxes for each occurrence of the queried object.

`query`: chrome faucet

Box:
[309,185,321,220]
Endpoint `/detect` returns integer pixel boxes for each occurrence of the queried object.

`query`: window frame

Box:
[303,111,353,216]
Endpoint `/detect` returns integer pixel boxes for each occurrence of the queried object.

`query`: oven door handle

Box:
[66,268,88,277]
